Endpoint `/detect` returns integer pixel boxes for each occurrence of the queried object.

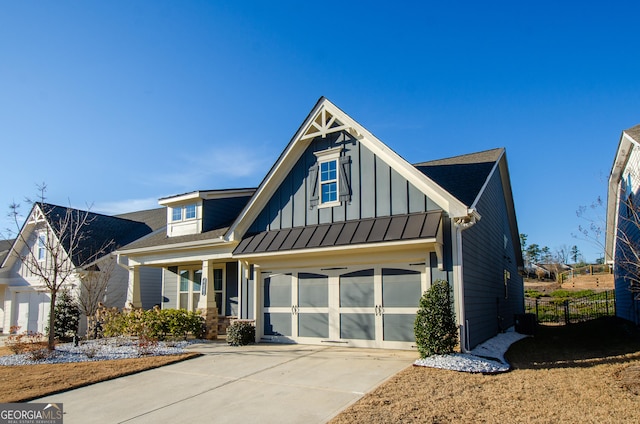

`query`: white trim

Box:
[159,189,256,205]
[470,150,504,210]
[177,266,203,312]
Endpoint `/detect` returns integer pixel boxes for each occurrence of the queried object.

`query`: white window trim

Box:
[171,207,183,222]
[314,147,342,208]
[171,203,198,222]
[212,266,226,316]
[178,267,202,311]
[36,232,46,262]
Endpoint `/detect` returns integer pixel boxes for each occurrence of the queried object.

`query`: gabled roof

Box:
[38,203,161,266]
[226,97,472,242]
[606,124,640,262]
[0,239,14,266]
[1,203,164,269]
[414,148,504,207]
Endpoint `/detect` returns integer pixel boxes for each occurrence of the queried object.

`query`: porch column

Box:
[197,260,218,340]
[252,264,261,343]
[126,266,142,308]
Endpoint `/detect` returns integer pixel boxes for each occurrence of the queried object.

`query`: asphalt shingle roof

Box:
[0,239,14,265]
[413,148,504,206]
[625,124,640,142]
[39,203,164,266]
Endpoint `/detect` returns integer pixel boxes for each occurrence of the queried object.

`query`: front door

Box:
[262,264,426,349]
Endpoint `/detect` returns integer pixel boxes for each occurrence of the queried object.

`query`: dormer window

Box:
[171,204,197,222]
[309,147,351,209]
[172,207,182,222]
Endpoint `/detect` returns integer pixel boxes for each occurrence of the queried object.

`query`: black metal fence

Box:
[525,290,616,325]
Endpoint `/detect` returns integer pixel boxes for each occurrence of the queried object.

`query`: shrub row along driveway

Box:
[34,342,416,424]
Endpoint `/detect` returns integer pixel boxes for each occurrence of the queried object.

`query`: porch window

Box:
[213,268,224,315]
[179,268,202,311]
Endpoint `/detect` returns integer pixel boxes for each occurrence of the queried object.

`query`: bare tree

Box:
[556,245,570,264]
[6,185,113,349]
[77,254,119,337]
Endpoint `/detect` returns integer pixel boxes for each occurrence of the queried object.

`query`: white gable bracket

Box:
[453,208,481,229]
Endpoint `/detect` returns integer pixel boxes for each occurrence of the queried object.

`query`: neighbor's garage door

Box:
[14,291,51,334]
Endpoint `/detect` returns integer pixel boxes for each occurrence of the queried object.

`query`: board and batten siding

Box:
[249,131,440,233]
[203,196,253,231]
[461,165,524,349]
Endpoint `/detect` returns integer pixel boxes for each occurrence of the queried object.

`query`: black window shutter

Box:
[339,155,352,202]
[309,163,319,209]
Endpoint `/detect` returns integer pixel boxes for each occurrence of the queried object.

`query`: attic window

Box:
[320,160,338,205]
[37,233,46,261]
[309,148,351,208]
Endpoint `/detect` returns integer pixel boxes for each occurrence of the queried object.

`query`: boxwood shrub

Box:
[226,320,255,346]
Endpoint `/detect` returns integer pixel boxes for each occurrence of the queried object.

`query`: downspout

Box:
[453,209,481,353]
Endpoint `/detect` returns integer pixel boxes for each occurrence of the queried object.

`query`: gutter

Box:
[453,208,481,353]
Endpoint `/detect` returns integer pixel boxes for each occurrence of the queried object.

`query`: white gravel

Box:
[414,328,528,373]
[0,337,198,366]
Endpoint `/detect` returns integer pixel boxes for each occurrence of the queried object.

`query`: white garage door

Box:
[14,291,51,334]
[262,264,427,349]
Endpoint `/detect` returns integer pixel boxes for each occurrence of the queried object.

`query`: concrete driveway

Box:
[35,342,416,424]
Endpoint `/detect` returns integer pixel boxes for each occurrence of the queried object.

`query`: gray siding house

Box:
[606,124,640,325]
[122,97,524,350]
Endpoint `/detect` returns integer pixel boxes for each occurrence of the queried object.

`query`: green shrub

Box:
[414,280,458,358]
[99,307,205,340]
[227,320,255,346]
[525,289,544,299]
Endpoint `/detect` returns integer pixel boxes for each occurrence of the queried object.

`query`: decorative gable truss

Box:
[300,108,356,141]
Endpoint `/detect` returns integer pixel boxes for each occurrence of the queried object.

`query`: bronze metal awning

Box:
[234,210,442,255]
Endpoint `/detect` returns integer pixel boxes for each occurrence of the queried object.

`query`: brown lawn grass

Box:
[0,352,200,403]
[331,317,640,424]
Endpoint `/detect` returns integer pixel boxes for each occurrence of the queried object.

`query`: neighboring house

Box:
[0,203,165,334]
[122,97,524,350]
[606,123,640,325]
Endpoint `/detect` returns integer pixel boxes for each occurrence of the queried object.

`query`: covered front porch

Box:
[121,251,242,339]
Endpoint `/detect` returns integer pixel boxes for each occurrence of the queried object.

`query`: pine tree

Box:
[48,290,80,341]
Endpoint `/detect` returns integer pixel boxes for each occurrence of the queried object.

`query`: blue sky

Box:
[2,1,639,262]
